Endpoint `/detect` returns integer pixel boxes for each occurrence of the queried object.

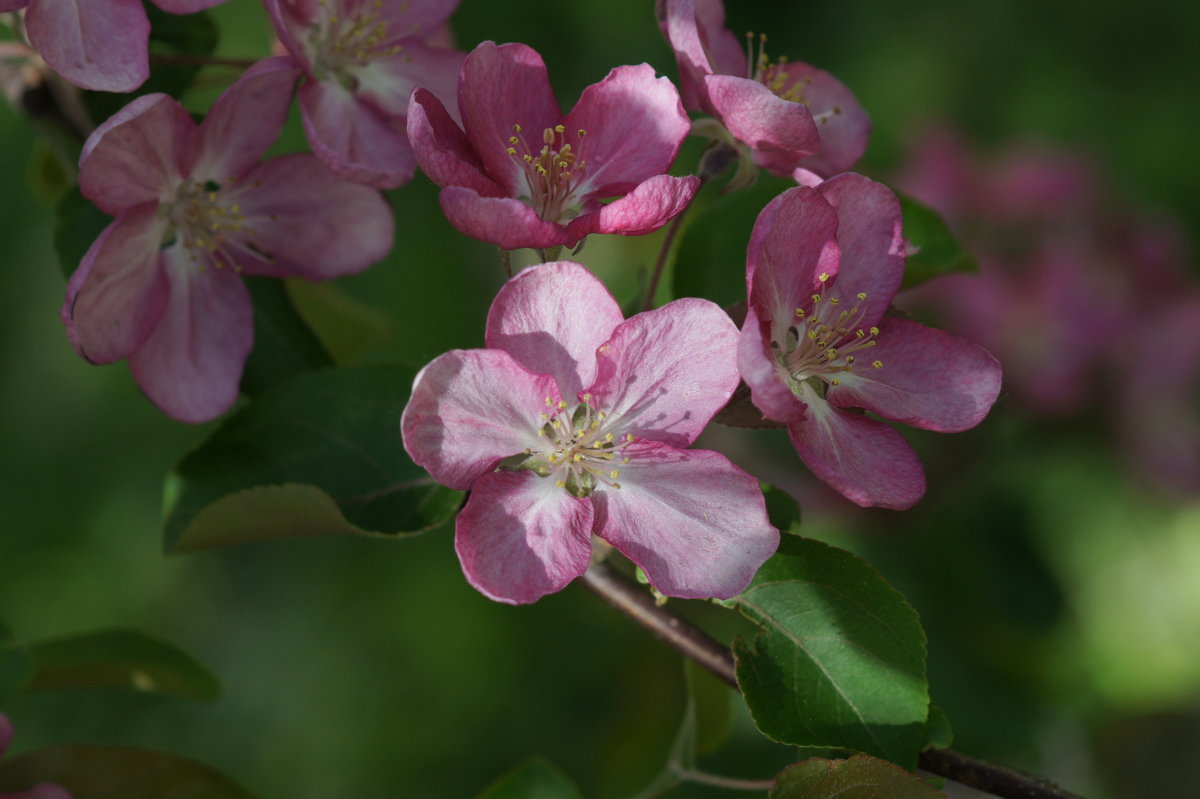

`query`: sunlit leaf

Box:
[924,705,954,751]
[898,194,978,290]
[475,757,584,799]
[771,755,944,798]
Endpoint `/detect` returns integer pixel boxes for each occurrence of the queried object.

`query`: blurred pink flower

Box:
[738,174,1001,509]
[402,260,778,604]
[0,714,72,799]
[264,0,465,188]
[0,0,227,93]
[407,41,699,251]
[61,58,394,423]
[657,0,869,179]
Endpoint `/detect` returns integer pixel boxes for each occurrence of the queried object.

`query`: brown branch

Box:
[580,559,1087,799]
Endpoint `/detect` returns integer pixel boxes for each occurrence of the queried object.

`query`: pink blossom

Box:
[0,0,227,93]
[406,41,699,251]
[402,261,778,604]
[264,0,465,188]
[738,175,1001,509]
[61,57,394,423]
[657,0,869,178]
[0,715,72,799]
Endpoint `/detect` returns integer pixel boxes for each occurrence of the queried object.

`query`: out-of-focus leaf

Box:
[924,705,954,751]
[899,194,978,290]
[239,277,334,396]
[686,659,733,757]
[286,279,394,364]
[734,535,929,769]
[762,484,802,535]
[0,624,33,706]
[52,187,111,280]
[23,629,219,701]
[771,755,945,798]
[475,757,584,799]
[164,365,463,553]
[27,138,74,205]
[0,746,259,799]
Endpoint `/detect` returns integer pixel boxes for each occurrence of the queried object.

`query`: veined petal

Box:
[772,61,870,177]
[407,87,502,196]
[737,306,805,424]
[24,0,149,92]
[79,94,193,215]
[691,0,745,78]
[485,260,624,399]
[353,38,464,118]
[62,203,169,365]
[299,79,416,189]
[829,317,1002,432]
[787,397,926,509]
[370,0,461,41]
[593,441,778,599]
[589,298,739,448]
[262,0,312,71]
[225,153,394,280]
[455,470,593,605]
[565,175,698,241]
[562,63,690,199]
[150,0,227,11]
[659,0,716,108]
[438,187,571,250]
[127,251,253,423]
[703,74,820,173]
[401,349,560,490]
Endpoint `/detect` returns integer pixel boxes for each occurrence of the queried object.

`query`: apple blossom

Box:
[402,261,778,604]
[407,41,699,251]
[62,57,394,423]
[738,174,1001,509]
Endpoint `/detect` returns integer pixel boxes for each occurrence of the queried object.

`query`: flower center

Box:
[306,0,404,87]
[162,179,273,272]
[773,272,884,394]
[505,123,589,222]
[523,394,631,497]
[745,32,840,124]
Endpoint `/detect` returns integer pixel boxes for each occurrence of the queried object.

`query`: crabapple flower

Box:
[265,0,466,188]
[738,174,1001,509]
[658,0,869,179]
[0,714,72,799]
[0,0,228,93]
[402,260,778,604]
[407,41,699,251]
[62,57,394,423]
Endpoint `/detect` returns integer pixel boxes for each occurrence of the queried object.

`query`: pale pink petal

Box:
[788,397,926,509]
[703,74,820,174]
[778,61,870,177]
[438,187,571,250]
[659,0,716,108]
[565,175,698,241]
[372,0,461,40]
[79,94,193,214]
[593,441,778,599]
[485,261,624,398]
[262,0,311,71]
[401,349,559,490]
[299,79,415,188]
[459,41,561,195]
[562,64,690,198]
[150,0,227,11]
[589,298,739,448]
[407,87,503,196]
[127,252,253,423]
[829,317,1001,432]
[62,203,169,365]
[737,306,805,424]
[455,470,593,605]
[24,0,149,92]
[353,38,464,119]
[816,173,906,326]
[192,57,299,182]
[225,153,394,280]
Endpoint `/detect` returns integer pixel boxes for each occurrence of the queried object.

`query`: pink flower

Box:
[738,174,1002,509]
[0,714,72,799]
[657,0,869,178]
[264,0,466,188]
[407,41,699,251]
[62,57,394,423]
[402,261,778,604]
[0,0,227,93]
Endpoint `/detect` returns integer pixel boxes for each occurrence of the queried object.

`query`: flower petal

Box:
[226,153,394,280]
[589,297,739,448]
[829,317,1002,432]
[485,260,624,399]
[62,203,169,365]
[352,38,464,119]
[24,0,149,92]
[79,93,193,215]
[702,73,820,174]
[777,61,871,177]
[407,87,503,196]
[438,186,570,250]
[787,396,926,509]
[299,79,415,188]
[737,306,805,424]
[565,175,698,241]
[127,252,253,423]
[150,0,227,11]
[593,441,778,599]
[658,0,719,108]
[455,470,593,605]
[401,348,559,490]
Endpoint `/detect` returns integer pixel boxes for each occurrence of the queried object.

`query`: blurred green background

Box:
[2,0,1199,797]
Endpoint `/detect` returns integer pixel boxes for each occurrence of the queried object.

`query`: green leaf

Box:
[53,187,112,280]
[164,365,463,553]
[734,535,929,769]
[239,277,334,396]
[685,659,733,756]
[0,624,34,706]
[475,757,584,799]
[898,194,978,290]
[762,484,802,535]
[771,755,945,799]
[0,746,259,799]
[923,705,954,751]
[22,629,219,701]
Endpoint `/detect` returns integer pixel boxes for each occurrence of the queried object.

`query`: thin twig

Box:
[580,560,1087,799]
